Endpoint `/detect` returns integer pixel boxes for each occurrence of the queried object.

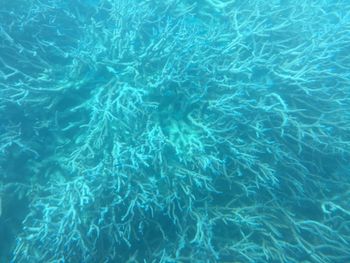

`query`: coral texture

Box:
[1,0,350,262]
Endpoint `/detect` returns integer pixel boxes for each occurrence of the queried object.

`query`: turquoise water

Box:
[1,0,350,262]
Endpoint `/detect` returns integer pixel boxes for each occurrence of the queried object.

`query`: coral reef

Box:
[1,0,350,262]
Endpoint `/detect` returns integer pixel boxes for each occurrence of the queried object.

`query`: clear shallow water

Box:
[0,0,350,262]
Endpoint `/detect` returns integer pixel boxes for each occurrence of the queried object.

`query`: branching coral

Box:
[1,0,350,262]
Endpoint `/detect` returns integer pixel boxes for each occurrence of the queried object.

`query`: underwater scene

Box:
[0,0,350,262]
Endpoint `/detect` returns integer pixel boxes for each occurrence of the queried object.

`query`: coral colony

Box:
[0,0,350,262]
